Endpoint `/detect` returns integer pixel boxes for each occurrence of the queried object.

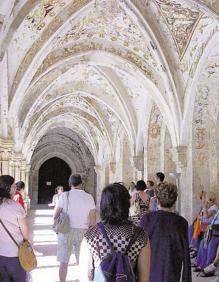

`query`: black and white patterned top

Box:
[84,221,148,267]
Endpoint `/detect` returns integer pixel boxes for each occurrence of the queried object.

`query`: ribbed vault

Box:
[0,0,218,217]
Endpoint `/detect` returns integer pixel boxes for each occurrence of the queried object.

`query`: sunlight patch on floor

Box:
[29,209,81,282]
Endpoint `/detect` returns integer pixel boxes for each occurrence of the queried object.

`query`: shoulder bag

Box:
[0,219,37,272]
[53,191,71,234]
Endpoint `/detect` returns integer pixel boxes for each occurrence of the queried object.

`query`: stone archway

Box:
[38,157,71,204]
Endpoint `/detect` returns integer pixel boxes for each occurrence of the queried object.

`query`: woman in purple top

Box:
[140,182,191,282]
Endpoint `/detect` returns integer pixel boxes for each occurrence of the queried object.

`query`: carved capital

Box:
[170,146,187,171]
[94,165,103,174]
[130,155,144,171]
[0,138,13,160]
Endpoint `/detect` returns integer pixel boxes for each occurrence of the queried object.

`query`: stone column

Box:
[1,151,10,175]
[130,155,144,181]
[9,160,14,177]
[109,161,116,183]
[14,162,21,182]
[20,164,26,183]
[13,153,23,182]
[25,165,31,196]
[0,53,9,138]
[94,165,105,210]
[170,146,192,221]
[0,138,13,175]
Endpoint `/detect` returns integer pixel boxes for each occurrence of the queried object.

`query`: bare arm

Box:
[202,209,216,218]
[202,201,217,218]
[79,238,93,281]
[130,193,136,205]
[48,195,56,207]
[88,209,96,227]
[53,206,62,220]
[137,240,151,282]
[18,217,29,241]
[139,192,150,204]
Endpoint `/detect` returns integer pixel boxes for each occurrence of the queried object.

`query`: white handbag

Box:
[53,192,71,234]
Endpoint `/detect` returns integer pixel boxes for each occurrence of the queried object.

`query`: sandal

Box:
[204,263,217,273]
[200,271,215,277]
[190,250,198,258]
[193,266,202,272]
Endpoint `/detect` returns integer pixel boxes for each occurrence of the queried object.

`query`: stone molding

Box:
[109,162,116,174]
[170,146,187,171]
[130,155,144,171]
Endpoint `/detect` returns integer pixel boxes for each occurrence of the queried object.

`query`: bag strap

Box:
[97,222,142,254]
[97,222,114,253]
[210,210,219,227]
[0,219,19,247]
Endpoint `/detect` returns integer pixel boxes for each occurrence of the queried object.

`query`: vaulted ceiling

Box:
[0,0,218,166]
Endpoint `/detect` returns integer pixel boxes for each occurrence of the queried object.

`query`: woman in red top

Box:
[14,181,25,209]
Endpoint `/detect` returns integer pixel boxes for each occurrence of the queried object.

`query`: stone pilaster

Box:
[170,146,192,222]
[94,164,105,210]
[170,146,187,173]
[130,155,144,180]
[0,138,13,175]
[25,164,31,195]
[12,152,23,182]
[109,161,116,183]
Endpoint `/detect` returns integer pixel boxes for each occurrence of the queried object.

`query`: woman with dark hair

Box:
[140,182,191,282]
[14,181,25,209]
[80,183,150,282]
[130,180,150,225]
[0,175,29,281]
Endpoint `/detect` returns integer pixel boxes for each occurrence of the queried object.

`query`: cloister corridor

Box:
[28,208,79,282]
[28,207,216,282]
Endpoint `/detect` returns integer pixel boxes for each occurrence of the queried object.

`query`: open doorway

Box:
[38,157,71,204]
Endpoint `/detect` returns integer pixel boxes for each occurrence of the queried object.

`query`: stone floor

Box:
[28,207,218,282]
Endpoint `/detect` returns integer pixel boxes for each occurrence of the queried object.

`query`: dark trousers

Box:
[0,256,26,282]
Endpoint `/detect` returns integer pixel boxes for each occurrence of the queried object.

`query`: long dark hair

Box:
[100,183,131,225]
[0,175,14,205]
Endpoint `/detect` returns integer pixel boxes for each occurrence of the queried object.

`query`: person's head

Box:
[0,175,16,204]
[69,174,82,188]
[147,180,154,188]
[136,180,147,191]
[16,181,25,192]
[206,192,216,206]
[100,183,131,225]
[56,186,63,194]
[155,172,165,183]
[156,182,178,208]
[129,182,135,191]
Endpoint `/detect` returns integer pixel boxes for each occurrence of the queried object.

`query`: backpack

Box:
[93,222,142,282]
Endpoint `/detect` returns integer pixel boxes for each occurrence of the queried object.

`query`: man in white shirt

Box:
[54,174,96,282]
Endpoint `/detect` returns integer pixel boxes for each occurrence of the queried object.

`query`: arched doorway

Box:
[38,157,71,204]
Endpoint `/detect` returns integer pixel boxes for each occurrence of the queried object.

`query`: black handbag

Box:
[212,224,219,237]
[205,211,219,242]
